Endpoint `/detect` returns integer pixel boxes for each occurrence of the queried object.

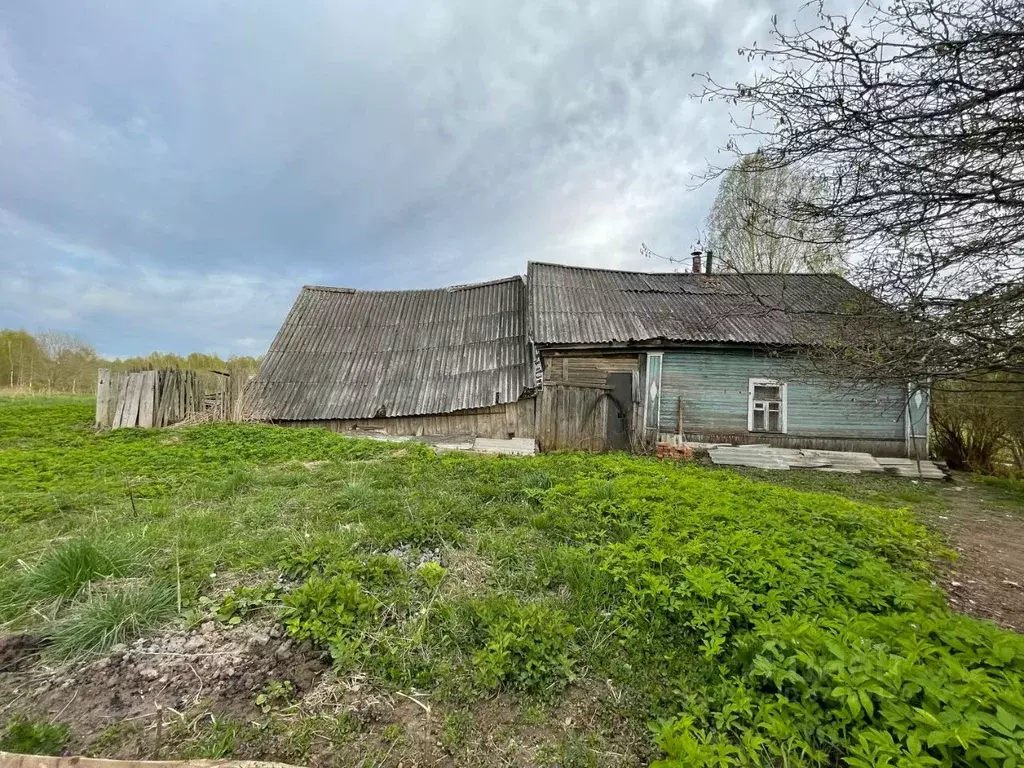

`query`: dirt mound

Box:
[0,634,44,674]
[0,620,328,751]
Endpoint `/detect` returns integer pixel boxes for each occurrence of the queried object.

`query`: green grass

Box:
[47,580,177,659]
[2,396,1023,766]
[20,539,132,604]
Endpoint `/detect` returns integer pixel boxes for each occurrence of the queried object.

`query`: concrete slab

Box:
[471,437,538,456]
[708,445,947,479]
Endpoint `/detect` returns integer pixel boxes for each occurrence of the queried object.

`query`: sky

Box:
[0,0,789,358]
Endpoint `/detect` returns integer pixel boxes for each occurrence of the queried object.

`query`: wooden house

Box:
[528,261,929,456]
[250,262,928,457]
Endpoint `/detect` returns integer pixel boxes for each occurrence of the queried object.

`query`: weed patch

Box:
[4,398,1024,766]
[0,714,70,755]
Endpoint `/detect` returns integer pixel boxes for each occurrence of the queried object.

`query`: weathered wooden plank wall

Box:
[536,383,609,452]
[284,397,537,440]
[99,369,204,429]
[94,369,126,428]
[537,352,641,451]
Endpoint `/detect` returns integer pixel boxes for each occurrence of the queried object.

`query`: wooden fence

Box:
[96,369,202,429]
[95,368,245,430]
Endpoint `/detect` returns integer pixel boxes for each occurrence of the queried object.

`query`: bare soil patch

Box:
[928,483,1024,631]
[0,621,645,766]
[0,620,327,756]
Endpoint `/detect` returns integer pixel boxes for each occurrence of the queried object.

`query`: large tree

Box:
[706,152,844,273]
[701,0,1024,384]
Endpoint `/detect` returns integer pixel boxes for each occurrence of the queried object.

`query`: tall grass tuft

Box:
[23,539,132,604]
[46,580,176,659]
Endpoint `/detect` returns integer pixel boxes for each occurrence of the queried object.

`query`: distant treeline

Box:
[0,329,261,395]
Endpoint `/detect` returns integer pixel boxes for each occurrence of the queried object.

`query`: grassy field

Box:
[1,396,1023,767]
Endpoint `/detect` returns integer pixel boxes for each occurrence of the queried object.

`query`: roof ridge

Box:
[302,275,523,296]
[528,261,844,280]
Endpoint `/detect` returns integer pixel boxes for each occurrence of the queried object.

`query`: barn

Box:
[245,277,538,439]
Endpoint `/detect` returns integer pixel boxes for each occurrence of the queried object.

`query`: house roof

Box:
[528,261,869,347]
[247,276,535,421]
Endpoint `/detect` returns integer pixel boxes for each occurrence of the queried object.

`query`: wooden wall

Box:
[283,397,536,440]
[536,383,614,452]
[542,353,640,387]
[658,347,913,456]
[537,352,642,452]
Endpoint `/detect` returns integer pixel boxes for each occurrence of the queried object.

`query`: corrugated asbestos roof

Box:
[528,262,869,346]
[248,276,536,421]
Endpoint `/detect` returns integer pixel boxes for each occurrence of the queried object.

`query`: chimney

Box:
[705,251,713,274]
[691,254,702,273]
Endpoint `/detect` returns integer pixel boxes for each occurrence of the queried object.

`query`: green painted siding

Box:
[659,348,905,442]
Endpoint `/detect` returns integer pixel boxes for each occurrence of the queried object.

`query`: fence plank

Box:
[112,375,130,428]
[138,371,156,428]
[96,369,110,427]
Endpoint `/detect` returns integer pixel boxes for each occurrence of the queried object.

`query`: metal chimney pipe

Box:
[705,250,713,274]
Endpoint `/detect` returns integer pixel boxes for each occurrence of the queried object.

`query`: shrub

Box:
[0,714,70,756]
[46,580,176,658]
[470,596,576,695]
[930,380,1020,473]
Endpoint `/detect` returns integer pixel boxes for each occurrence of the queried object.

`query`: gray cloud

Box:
[0,0,786,356]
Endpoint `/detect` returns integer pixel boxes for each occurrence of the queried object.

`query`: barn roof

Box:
[247,276,536,421]
[528,262,869,347]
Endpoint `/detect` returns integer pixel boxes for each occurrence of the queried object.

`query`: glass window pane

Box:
[753,385,781,401]
[645,356,662,429]
[768,409,781,432]
[752,405,766,431]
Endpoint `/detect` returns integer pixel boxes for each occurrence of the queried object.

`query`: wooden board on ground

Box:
[0,752,300,768]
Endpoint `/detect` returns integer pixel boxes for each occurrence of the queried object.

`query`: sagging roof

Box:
[247,276,535,421]
[528,261,868,347]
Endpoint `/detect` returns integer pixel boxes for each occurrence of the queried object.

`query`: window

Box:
[644,353,663,430]
[748,378,787,433]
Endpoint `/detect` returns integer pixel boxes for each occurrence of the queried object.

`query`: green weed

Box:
[470,596,576,695]
[255,679,295,713]
[280,574,375,647]
[5,398,1024,766]
[0,713,70,756]
[441,710,473,752]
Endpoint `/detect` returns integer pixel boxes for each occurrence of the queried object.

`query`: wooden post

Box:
[96,369,110,428]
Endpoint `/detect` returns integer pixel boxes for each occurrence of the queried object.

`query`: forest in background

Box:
[0,329,261,395]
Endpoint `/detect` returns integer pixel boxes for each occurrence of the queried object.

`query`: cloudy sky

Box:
[0,0,786,358]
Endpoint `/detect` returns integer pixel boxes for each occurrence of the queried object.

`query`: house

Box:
[250,262,929,457]
[528,261,929,457]
[245,277,538,438]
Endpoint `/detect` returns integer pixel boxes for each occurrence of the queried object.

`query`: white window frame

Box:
[748,378,787,434]
[643,352,664,432]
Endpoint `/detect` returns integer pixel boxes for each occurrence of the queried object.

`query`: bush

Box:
[931,379,1022,473]
[46,580,176,658]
